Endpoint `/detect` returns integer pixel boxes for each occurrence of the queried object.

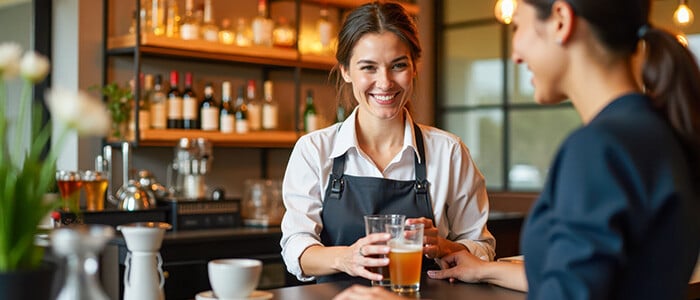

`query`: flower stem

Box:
[0,79,6,119]
[12,79,31,167]
[0,80,6,167]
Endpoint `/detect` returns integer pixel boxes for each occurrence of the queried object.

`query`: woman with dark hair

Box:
[335,0,700,299]
[280,2,495,284]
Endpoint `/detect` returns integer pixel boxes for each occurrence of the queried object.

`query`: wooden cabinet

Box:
[102,0,418,148]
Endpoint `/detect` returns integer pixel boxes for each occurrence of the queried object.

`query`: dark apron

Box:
[318,123,435,283]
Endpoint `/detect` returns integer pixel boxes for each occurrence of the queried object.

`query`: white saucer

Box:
[196,290,273,300]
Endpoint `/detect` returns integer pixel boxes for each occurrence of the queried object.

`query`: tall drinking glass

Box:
[56,170,83,211]
[363,214,405,286]
[387,223,424,294]
[82,170,108,211]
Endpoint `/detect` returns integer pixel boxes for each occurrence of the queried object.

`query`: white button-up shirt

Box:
[281,108,495,281]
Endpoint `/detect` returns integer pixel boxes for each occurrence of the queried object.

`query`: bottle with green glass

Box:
[303,89,318,132]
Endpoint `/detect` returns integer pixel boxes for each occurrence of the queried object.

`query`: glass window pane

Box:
[444,24,504,106]
[509,62,536,103]
[686,33,700,63]
[508,108,581,190]
[443,109,504,189]
[444,0,498,24]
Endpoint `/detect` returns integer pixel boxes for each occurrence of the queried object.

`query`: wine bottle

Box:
[150,74,167,129]
[179,0,200,40]
[234,85,249,134]
[199,82,219,131]
[165,0,179,38]
[140,74,153,130]
[317,6,334,55]
[200,0,218,42]
[304,89,318,132]
[182,72,199,129]
[261,80,278,130]
[251,0,273,47]
[272,16,296,48]
[167,70,183,129]
[220,81,234,133]
[219,18,235,45]
[151,0,166,36]
[246,79,262,131]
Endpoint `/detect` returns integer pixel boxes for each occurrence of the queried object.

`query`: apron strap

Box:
[329,123,346,200]
[413,123,434,223]
[329,155,345,200]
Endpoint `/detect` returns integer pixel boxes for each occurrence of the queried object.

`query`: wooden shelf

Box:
[304,0,419,15]
[107,34,337,70]
[118,129,301,148]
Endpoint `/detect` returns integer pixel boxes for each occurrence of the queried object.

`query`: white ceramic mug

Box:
[208,258,262,299]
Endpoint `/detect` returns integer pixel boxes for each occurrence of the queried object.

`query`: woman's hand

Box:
[406,217,465,258]
[336,233,391,281]
[332,285,407,300]
[427,250,485,283]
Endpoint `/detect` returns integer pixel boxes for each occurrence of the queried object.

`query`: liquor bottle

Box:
[234,86,249,134]
[218,18,235,45]
[165,0,180,38]
[151,0,166,36]
[272,16,296,48]
[150,74,167,129]
[129,11,138,34]
[251,0,273,47]
[167,70,183,128]
[317,6,334,55]
[219,81,234,133]
[200,0,219,42]
[179,0,200,40]
[261,80,278,130]
[139,0,150,34]
[235,18,253,47]
[140,74,154,130]
[182,72,199,129]
[246,79,262,131]
[199,82,219,131]
[304,89,318,132]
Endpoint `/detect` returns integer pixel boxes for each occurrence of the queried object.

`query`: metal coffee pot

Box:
[111,142,155,210]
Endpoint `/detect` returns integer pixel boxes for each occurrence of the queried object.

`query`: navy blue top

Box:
[521,94,700,299]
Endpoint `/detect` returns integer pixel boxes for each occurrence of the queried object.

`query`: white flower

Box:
[20,51,49,83]
[0,42,22,79]
[45,86,110,136]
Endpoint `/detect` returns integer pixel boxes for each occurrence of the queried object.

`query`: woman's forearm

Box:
[299,245,348,276]
[480,261,528,292]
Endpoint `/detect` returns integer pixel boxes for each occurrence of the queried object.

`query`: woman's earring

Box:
[556,38,563,45]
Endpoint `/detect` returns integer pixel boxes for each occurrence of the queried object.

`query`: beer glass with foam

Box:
[387,223,424,294]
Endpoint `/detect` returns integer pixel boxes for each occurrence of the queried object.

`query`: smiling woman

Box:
[280,1,495,286]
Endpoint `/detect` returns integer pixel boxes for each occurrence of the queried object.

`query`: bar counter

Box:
[267,276,526,300]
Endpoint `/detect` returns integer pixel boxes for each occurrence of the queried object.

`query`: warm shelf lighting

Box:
[674,0,694,27]
[494,0,517,24]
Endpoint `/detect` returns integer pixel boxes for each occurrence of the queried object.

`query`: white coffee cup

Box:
[208,258,262,300]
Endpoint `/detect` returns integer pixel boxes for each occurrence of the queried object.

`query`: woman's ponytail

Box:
[641,28,700,147]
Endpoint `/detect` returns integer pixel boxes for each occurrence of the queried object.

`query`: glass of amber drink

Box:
[56,170,83,211]
[363,214,405,286]
[82,170,108,211]
[387,223,424,294]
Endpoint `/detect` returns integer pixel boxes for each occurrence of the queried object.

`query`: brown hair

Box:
[330,1,422,113]
[524,0,700,150]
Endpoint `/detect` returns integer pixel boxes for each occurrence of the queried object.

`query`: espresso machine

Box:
[168,137,212,200]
